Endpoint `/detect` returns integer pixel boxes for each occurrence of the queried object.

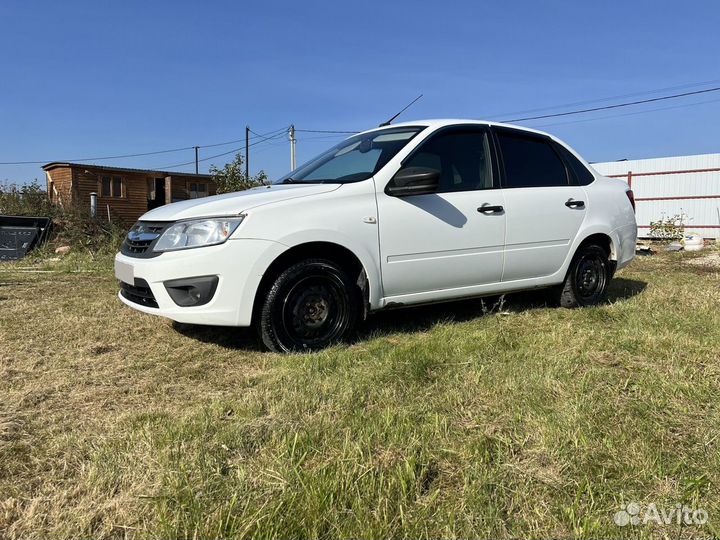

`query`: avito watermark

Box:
[614,502,708,527]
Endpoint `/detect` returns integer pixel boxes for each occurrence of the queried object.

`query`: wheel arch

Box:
[566,230,620,280]
[577,232,616,260]
[251,241,374,324]
[552,227,621,285]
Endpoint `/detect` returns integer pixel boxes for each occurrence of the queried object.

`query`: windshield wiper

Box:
[278,178,332,184]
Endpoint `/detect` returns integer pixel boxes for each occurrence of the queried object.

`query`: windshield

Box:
[275,126,425,184]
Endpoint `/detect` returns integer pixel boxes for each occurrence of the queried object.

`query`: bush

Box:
[648,212,689,240]
[209,153,267,194]
[0,180,57,217]
[52,209,127,254]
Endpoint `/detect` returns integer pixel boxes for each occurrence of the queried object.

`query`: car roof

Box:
[358,119,556,140]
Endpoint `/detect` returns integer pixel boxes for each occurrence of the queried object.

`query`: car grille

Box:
[120,278,158,308]
[121,222,169,258]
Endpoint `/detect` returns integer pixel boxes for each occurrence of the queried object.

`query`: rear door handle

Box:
[565,199,585,208]
[478,205,504,214]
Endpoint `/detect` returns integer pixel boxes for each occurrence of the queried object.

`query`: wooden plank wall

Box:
[171,177,218,200]
[73,168,150,225]
[45,166,218,226]
[45,168,73,207]
[171,177,189,201]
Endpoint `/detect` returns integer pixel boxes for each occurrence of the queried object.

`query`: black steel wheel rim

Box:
[280,273,349,348]
[575,254,606,301]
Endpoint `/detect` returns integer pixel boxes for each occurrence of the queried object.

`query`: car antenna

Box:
[379,94,423,127]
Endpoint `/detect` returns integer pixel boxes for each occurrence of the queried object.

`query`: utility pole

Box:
[245,126,250,179]
[194,146,199,174]
[289,124,296,170]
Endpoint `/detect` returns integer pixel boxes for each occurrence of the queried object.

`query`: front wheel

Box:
[553,244,611,307]
[256,258,359,353]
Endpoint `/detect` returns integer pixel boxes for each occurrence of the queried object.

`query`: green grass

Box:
[1,249,719,539]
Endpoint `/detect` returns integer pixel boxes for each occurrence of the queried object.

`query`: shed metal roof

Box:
[42,162,212,179]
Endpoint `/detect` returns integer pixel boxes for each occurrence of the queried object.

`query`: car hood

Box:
[140,183,341,221]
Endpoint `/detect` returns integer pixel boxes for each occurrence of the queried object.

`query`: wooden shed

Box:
[42,162,217,225]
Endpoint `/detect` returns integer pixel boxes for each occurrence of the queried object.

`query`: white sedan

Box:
[115,119,637,352]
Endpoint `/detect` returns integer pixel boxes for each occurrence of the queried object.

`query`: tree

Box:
[209,153,268,194]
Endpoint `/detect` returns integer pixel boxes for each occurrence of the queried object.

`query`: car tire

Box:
[553,244,611,308]
[256,258,359,353]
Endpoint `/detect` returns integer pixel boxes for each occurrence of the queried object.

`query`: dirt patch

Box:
[685,252,720,269]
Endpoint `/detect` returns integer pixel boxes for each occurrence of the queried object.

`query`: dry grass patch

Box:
[1,250,719,538]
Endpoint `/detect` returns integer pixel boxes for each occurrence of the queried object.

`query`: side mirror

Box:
[386,167,440,197]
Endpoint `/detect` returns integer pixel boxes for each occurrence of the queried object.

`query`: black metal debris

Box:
[0,215,52,261]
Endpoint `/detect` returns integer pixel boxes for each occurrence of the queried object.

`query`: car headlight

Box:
[153,217,244,252]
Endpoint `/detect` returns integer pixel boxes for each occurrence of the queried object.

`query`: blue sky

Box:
[1,0,719,184]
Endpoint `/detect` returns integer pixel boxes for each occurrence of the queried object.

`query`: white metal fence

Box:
[592,153,720,239]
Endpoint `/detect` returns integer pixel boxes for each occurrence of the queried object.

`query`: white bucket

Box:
[683,232,704,252]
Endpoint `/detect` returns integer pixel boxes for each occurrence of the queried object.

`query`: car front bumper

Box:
[114,238,287,326]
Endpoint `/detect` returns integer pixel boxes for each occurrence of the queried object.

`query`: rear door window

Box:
[553,142,595,185]
[495,129,569,188]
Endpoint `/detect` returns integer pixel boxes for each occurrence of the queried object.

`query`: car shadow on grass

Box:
[358,277,647,339]
[606,277,648,303]
[171,277,647,351]
[172,321,264,351]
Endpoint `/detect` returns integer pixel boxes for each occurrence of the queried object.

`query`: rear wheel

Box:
[554,244,611,307]
[256,258,359,353]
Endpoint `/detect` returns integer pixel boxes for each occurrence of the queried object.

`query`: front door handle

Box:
[565,199,585,209]
[478,205,504,214]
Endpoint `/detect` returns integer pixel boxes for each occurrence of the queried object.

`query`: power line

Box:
[159,130,288,170]
[292,83,720,131]
[487,78,720,119]
[0,145,197,165]
[248,126,290,141]
[534,96,720,129]
[251,137,294,154]
[6,82,720,168]
[167,131,350,172]
[244,126,291,177]
[502,86,720,122]
[199,126,287,148]
[0,126,290,165]
[160,147,244,171]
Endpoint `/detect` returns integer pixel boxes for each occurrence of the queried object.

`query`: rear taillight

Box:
[626,189,636,212]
